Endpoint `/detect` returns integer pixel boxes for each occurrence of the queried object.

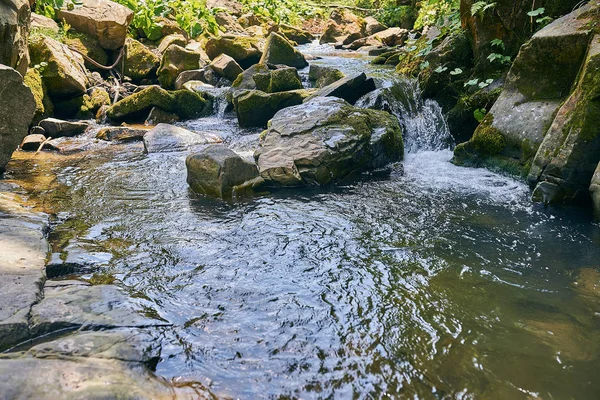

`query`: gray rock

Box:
[210,53,243,81]
[0,190,48,351]
[308,65,345,88]
[143,123,222,153]
[186,144,261,199]
[0,65,36,173]
[20,134,46,151]
[39,118,89,138]
[145,107,180,125]
[29,282,167,337]
[0,0,30,75]
[304,72,376,105]
[255,97,404,186]
[96,126,150,142]
[174,68,207,89]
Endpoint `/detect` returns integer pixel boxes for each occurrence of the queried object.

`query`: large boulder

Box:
[143,123,221,153]
[186,145,260,199]
[56,0,133,50]
[209,54,243,81]
[259,32,308,69]
[232,89,310,128]
[124,38,160,82]
[320,9,365,45]
[460,0,582,72]
[106,85,212,122]
[204,35,263,68]
[453,5,596,177]
[158,44,204,89]
[528,35,600,205]
[345,28,408,50]
[29,36,89,99]
[0,0,30,75]
[364,16,387,36]
[0,65,36,173]
[232,64,303,94]
[304,72,376,105]
[255,97,404,186]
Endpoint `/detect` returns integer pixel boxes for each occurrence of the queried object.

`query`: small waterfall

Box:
[356,78,453,153]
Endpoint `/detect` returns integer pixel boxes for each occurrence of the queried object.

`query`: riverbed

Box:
[4,45,600,399]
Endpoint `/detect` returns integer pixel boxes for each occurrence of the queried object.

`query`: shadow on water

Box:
[4,42,600,399]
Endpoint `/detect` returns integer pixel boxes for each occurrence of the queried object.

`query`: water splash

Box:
[357,78,453,153]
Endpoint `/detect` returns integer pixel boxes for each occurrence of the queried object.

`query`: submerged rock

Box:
[304,72,376,105]
[255,97,404,186]
[259,32,308,69]
[143,123,222,153]
[106,85,212,122]
[39,118,89,138]
[0,65,36,173]
[56,0,133,50]
[186,145,260,199]
[96,126,149,142]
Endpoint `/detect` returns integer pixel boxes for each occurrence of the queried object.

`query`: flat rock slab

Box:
[0,191,48,351]
[143,123,222,153]
[30,281,168,337]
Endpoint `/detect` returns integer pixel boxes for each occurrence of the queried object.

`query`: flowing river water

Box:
[4,44,600,399]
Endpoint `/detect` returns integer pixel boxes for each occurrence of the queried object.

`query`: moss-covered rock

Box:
[308,65,345,88]
[53,87,110,120]
[259,32,307,69]
[270,24,315,45]
[209,54,243,81]
[157,44,203,89]
[106,85,212,122]
[124,38,160,82]
[29,35,89,99]
[232,64,302,94]
[204,35,263,69]
[232,89,310,128]
[23,68,53,123]
[64,33,108,72]
[157,34,187,54]
[254,97,403,187]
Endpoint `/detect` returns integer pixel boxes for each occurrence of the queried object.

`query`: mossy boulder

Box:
[453,5,597,178]
[254,97,404,187]
[232,89,311,128]
[308,65,345,88]
[528,34,600,205]
[204,35,263,69]
[453,123,506,165]
[64,33,108,72]
[29,35,89,99]
[54,87,110,119]
[259,33,307,69]
[106,85,212,122]
[157,44,203,89]
[23,68,54,123]
[232,64,302,94]
[124,38,160,82]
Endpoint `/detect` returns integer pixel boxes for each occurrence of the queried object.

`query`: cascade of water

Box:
[356,78,453,153]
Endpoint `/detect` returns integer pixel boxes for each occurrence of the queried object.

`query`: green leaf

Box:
[434,66,448,73]
[527,7,545,17]
[464,78,479,87]
[450,68,463,76]
[474,108,487,122]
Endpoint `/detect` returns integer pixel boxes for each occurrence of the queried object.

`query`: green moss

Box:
[64,32,108,71]
[88,272,116,285]
[124,38,160,82]
[23,68,53,122]
[106,85,212,122]
[157,45,202,89]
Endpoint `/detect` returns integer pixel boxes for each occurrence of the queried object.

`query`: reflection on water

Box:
[4,44,600,399]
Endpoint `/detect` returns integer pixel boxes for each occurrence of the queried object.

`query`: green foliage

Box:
[473,108,487,122]
[241,0,323,25]
[471,1,496,19]
[35,0,65,19]
[414,0,460,32]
